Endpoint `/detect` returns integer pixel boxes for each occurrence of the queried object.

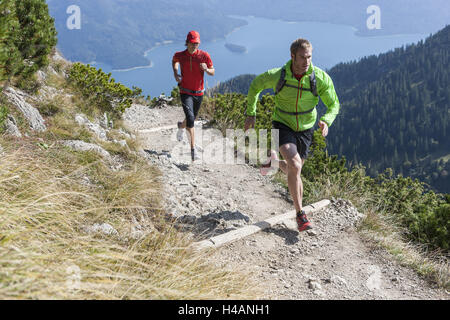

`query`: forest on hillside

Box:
[326,25,449,193]
[208,26,450,193]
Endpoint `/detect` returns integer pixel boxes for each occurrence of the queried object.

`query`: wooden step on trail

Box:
[191,199,330,251]
[138,121,204,134]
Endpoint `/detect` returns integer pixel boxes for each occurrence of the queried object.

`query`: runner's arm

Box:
[200,63,215,76]
[201,53,215,76]
[317,71,340,127]
[205,67,215,76]
[246,69,279,116]
[172,60,182,83]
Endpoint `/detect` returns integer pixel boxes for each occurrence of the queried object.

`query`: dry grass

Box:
[358,210,450,290]
[273,166,449,289]
[0,136,260,300]
[0,56,261,300]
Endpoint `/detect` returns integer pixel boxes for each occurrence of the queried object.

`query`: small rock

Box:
[5,116,22,137]
[75,113,108,141]
[313,290,326,297]
[308,279,322,291]
[85,223,118,236]
[331,275,348,287]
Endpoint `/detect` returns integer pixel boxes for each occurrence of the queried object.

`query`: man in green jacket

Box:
[245,38,340,232]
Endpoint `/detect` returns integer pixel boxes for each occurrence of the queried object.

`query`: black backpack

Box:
[275,66,318,97]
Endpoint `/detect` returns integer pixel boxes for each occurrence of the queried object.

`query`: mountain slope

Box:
[326,25,450,192]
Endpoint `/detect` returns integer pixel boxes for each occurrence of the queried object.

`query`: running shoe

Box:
[176,121,184,142]
[191,148,201,161]
[296,210,312,232]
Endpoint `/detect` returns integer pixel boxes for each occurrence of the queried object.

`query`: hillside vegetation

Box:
[327,25,450,193]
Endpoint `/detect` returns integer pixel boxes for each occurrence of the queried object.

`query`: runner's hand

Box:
[174,74,182,83]
[244,116,256,132]
[318,120,328,137]
[200,63,208,71]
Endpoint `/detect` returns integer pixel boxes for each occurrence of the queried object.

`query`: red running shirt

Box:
[172,49,213,96]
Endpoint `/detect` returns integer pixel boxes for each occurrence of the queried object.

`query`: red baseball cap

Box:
[186,30,201,43]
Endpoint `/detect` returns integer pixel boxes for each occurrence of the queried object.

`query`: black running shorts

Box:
[181,93,203,128]
[272,121,314,160]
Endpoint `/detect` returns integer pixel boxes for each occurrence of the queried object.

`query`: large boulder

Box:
[3,87,46,132]
[60,140,111,160]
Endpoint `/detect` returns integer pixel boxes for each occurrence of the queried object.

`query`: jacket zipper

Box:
[295,79,304,131]
[190,56,192,71]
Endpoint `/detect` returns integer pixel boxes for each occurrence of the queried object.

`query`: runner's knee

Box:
[185,115,195,128]
[287,158,302,174]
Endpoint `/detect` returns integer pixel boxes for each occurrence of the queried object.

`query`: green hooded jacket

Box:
[246,60,340,132]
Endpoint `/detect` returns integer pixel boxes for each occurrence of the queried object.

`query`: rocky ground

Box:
[124,104,449,300]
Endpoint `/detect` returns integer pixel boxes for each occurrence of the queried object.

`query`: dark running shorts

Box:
[272,121,314,160]
[181,93,203,128]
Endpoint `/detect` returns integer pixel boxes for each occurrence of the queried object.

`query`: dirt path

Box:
[124,104,449,300]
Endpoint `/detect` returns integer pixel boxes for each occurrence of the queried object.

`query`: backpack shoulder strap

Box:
[309,69,318,97]
[275,66,286,95]
[276,66,318,97]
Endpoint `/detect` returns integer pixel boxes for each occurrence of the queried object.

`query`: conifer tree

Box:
[1,0,57,88]
[0,0,21,84]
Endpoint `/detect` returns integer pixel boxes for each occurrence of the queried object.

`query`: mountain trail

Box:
[124,104,449,300]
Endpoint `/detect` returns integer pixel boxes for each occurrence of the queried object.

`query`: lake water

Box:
[93,16,427,97]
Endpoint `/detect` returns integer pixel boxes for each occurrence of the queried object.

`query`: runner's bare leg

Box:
[179,119,195,149]
[186,127,195,149]
[279,143,305,212]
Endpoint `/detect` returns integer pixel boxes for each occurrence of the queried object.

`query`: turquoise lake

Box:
[92,16,427,97]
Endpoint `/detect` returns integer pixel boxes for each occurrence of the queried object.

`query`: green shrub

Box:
[14,74,41,95]
[0,0,57,86]
[169,86,180,105]
[68,63,142,116]
[373,172,448,250]
[37,102,60,117]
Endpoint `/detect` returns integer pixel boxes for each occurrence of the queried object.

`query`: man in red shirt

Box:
[172,30,215,161]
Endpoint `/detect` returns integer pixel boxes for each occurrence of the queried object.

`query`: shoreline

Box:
[112,60,154,72]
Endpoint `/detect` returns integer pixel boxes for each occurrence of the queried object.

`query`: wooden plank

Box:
[138,124,177,133]
[191,199,330,251]
[138,121,203,134]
